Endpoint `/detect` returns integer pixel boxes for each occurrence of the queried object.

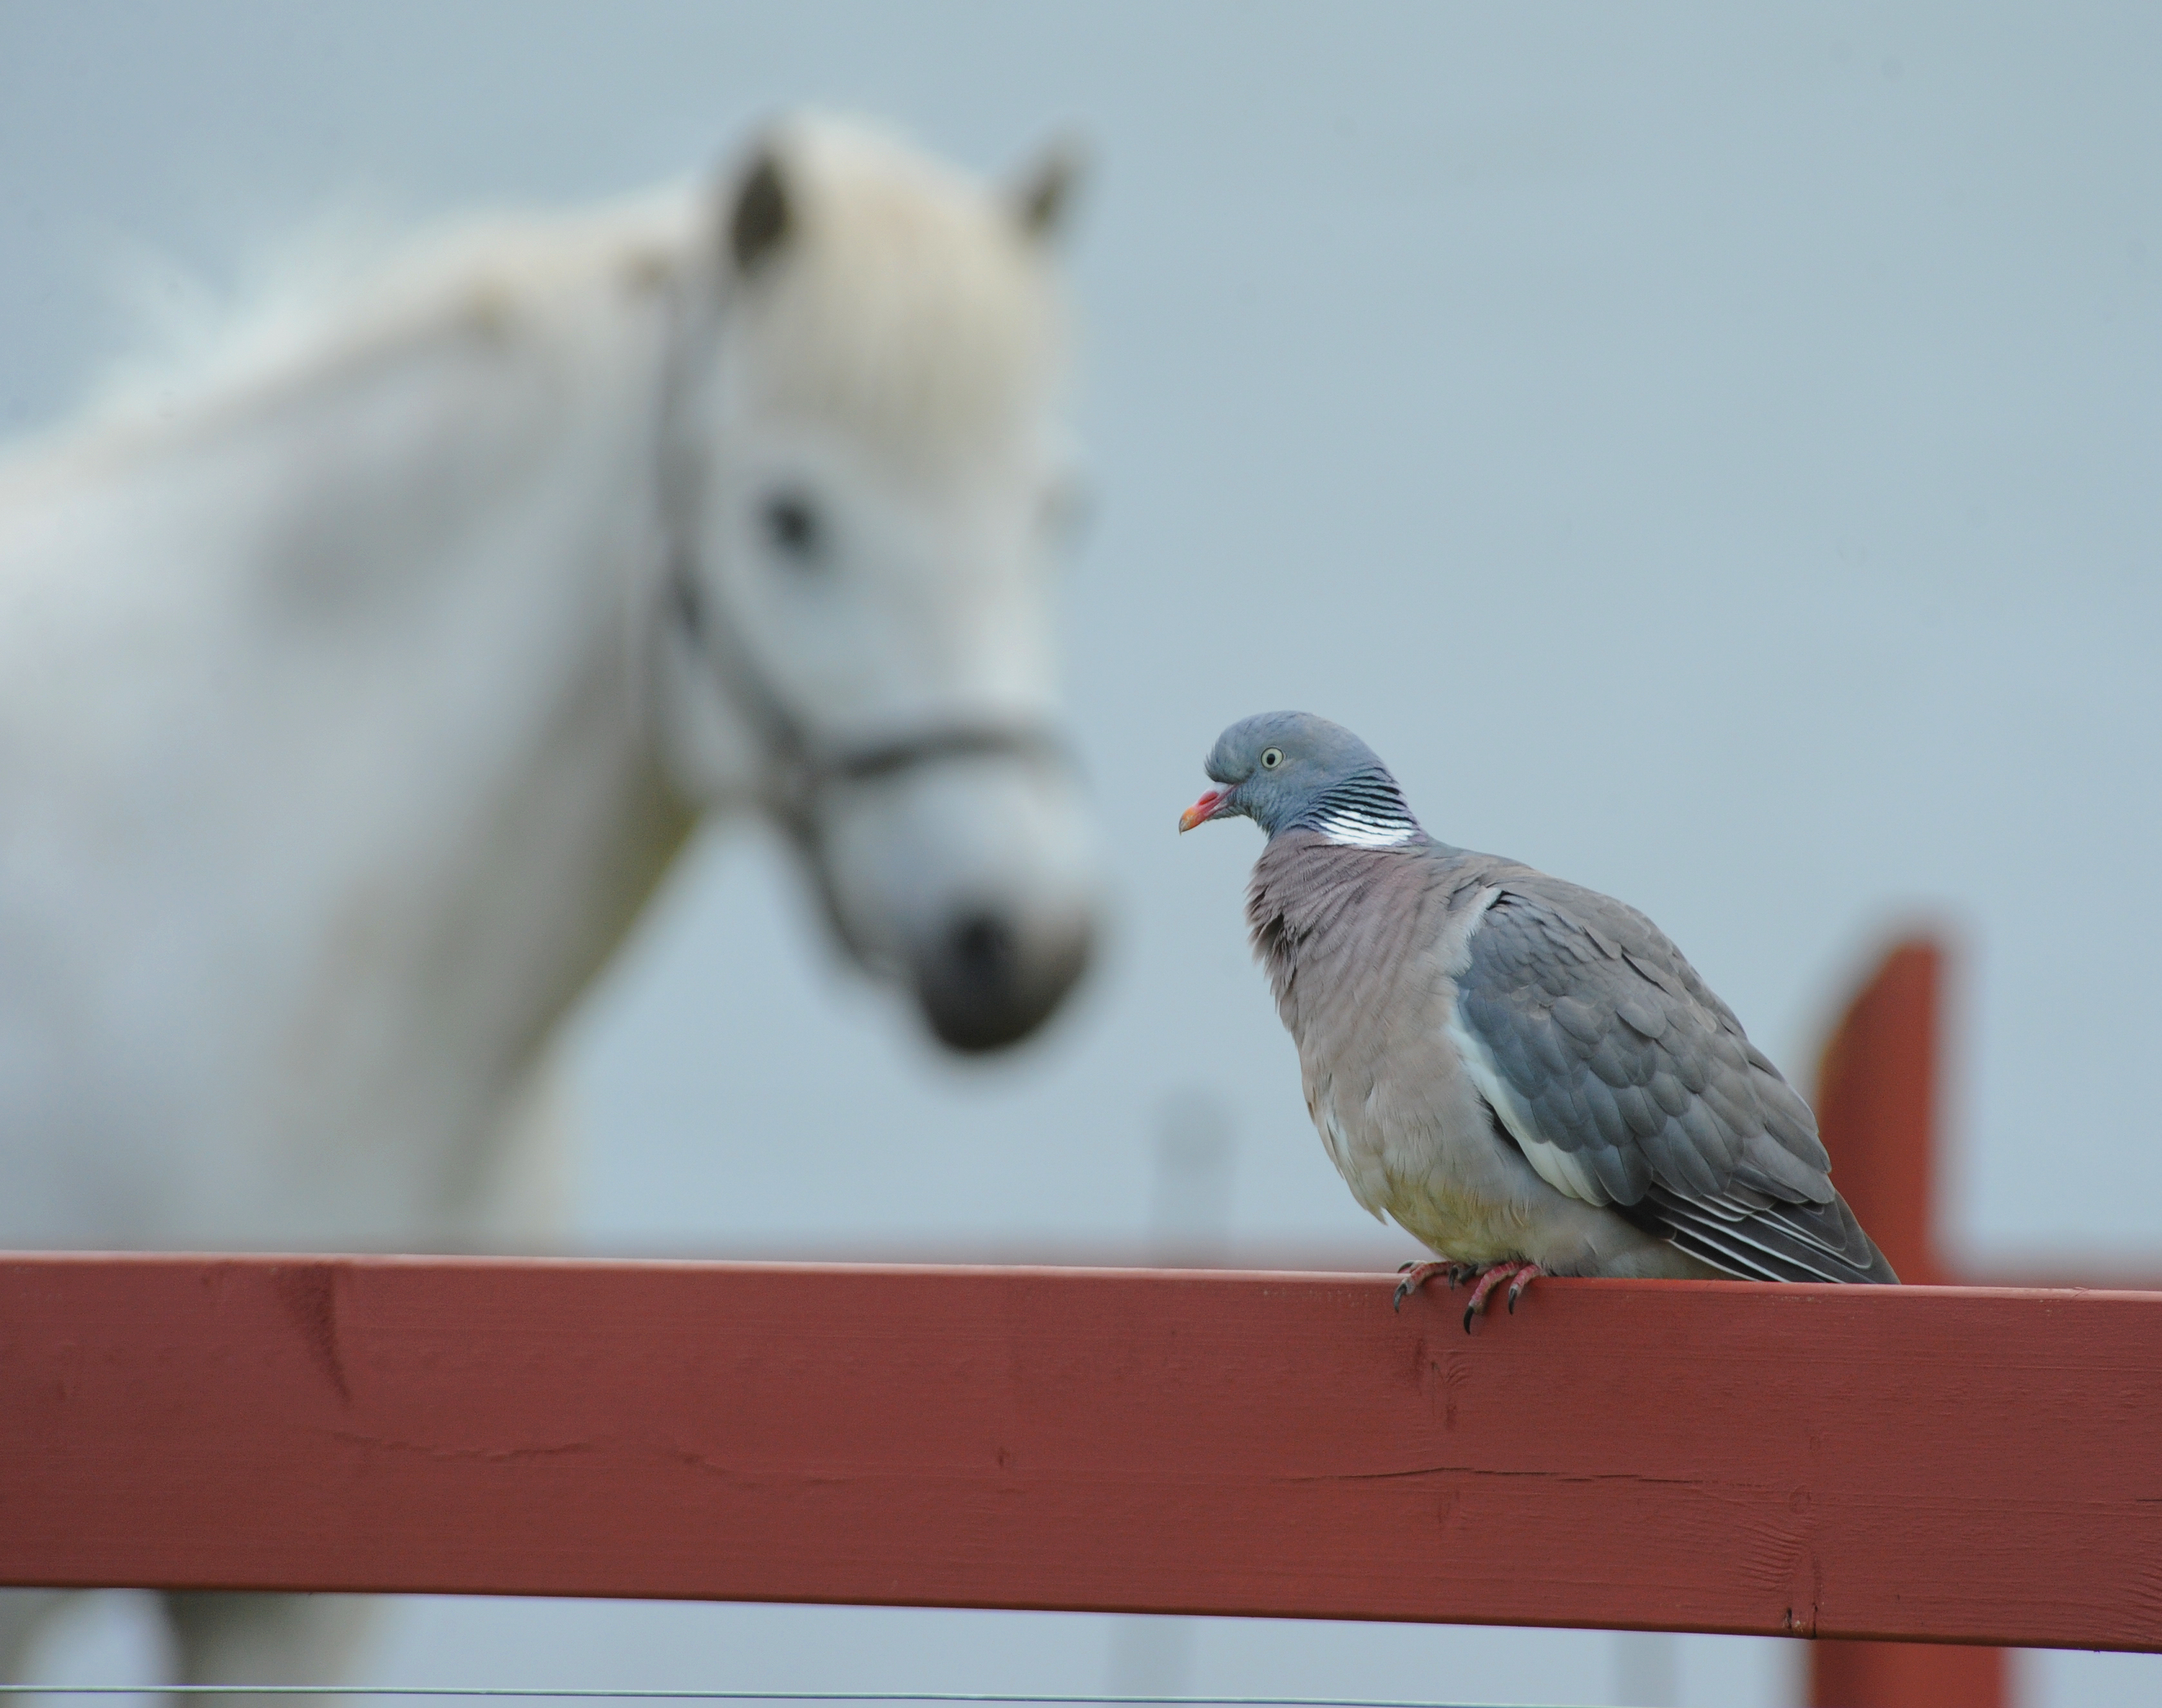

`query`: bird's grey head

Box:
[1177,711,1421,847]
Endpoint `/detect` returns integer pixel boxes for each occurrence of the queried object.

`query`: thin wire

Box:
[0,1692,1596,1708]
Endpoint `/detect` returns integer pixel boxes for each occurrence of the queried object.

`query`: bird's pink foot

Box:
[1393,1260,1459,1311]
[1457,1261,1547,1333]
[1392,1259,1484,1311]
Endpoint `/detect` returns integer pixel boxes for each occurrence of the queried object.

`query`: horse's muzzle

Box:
[913,904,1094,1052]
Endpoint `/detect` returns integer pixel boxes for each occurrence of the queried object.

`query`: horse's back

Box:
[0,195,694,1249]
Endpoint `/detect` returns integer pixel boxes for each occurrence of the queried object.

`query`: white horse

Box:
[0,117,1100,1691]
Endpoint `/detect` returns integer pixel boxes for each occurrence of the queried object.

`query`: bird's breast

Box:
[1250,846,1524,1246]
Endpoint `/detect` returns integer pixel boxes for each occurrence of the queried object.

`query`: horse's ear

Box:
[1009,138,1084,242]
[728,147,793,274]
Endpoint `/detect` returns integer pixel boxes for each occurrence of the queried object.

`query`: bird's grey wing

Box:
[1452,880,1895,1284]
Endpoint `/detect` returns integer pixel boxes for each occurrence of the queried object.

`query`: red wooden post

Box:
[1809,937,2009,1708]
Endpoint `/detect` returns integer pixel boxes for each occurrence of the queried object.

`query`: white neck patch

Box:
[1311,808,1419,848]
[1297,770,1421,848]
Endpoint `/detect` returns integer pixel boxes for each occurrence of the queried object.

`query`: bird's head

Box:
[1178,711,1419,844]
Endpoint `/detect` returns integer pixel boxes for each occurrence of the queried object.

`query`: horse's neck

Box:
[0,202,703,1242]
[214,217,707,1148]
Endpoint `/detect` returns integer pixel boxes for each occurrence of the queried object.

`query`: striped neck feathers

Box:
[1290,768,1421,848]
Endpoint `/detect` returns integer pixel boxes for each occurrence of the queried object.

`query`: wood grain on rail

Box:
[1,1255,2157,1651]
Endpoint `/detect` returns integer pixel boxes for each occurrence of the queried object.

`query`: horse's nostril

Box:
[917,907,1092,1054]
[950,912,1018,987]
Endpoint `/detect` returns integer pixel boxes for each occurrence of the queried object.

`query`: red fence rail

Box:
[3,1251,2158,1653]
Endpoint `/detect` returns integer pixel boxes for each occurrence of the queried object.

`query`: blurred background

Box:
[4,3,2159,1705]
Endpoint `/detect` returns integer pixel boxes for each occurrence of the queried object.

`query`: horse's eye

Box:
[1261,747,1284,770]
[761,491,822,564]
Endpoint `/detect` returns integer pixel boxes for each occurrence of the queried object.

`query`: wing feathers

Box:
[1649,1188,1895,1285]
[1455,881,1893,1285]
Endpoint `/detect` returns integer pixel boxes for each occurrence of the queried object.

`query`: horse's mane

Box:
[79,195,695,430]
[16,115,1066,479]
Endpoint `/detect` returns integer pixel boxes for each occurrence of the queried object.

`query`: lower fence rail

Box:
[1,1255,2156,1653]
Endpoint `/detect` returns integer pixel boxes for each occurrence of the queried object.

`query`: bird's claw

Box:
[1392,1260,1457,1312]
[1397,1259,1545,1325]
[1392,1262,1496,1314]
[1457,1261,1547,1333]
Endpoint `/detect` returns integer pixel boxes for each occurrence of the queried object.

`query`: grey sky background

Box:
[5,5,2159,1705]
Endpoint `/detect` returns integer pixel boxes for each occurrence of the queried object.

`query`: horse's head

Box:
[656,117,1100,1053]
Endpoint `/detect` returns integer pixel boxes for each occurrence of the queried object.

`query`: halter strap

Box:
[651,232,1074,867]
[662,551,1069,848]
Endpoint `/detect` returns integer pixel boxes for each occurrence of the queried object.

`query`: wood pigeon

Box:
[1180,710,1896,1328]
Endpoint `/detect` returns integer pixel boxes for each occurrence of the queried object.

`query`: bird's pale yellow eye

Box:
[1261,747,1284,770]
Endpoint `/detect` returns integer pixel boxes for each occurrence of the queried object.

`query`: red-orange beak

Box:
[1178,786,1234,833]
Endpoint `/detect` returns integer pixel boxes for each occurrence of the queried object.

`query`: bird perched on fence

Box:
[1179,711,1895,1329]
